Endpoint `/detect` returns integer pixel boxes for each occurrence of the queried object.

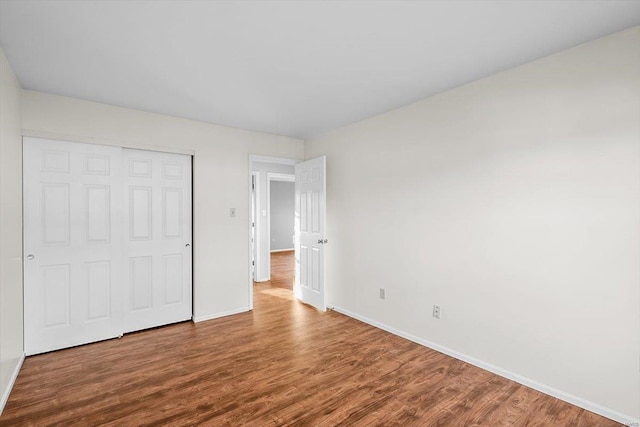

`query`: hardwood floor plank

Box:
[265,250,295,290]
[0,252,622,426]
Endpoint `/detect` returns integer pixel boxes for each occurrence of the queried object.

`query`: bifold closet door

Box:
[23,138,124,355]
[122,149,192,333]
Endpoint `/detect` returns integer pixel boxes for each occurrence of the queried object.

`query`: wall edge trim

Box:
[0,353,25,416]
[22,129,195,155]
[331,305,638,425]
[193,307,250,323]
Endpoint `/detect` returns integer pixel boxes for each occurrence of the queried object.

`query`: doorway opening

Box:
[248,155,297,309]
[267,172,295,289]
[248,155,327,312]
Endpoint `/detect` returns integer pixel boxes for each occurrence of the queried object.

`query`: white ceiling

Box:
[1,1,638,139]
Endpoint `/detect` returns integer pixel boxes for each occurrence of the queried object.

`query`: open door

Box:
[294,156,326,311]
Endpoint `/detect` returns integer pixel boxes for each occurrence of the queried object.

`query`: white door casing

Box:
[23,138,124,355]
[294,156,326,311]
[251,173,257,281]
[122,149,192,333]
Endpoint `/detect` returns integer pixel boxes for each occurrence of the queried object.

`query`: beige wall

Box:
[0,48,24,409]
[305,27,640,421]
[21,90,304,321]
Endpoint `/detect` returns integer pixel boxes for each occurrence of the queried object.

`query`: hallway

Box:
[257,250,295,290]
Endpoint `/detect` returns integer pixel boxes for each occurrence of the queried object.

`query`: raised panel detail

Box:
[41,264,70,327]
[163,254,183,304]
[163,188,182,238]
[85,155,110,175]
[86,261,110,320]
[86,185,110,243]
[42,150,70,173]
[162,161,183,179]
[129,159,152,177]
[130,186,152,240]
[311,248,320,292]
[293,157,325,311]
[312,192,320,233]
[130,256,152,310]
[300,192,307,232]
[300,245,308,289]
[42,183,70,245]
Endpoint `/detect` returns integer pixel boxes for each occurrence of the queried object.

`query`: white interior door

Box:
[294,156,326,311]
[23,138,123,355]
[122,149,192,333]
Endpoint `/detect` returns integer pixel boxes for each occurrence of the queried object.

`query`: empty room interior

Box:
[0,1,639,425]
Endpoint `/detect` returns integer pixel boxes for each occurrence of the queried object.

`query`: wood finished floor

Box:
[263,250,295,290]
[1,253,620,426]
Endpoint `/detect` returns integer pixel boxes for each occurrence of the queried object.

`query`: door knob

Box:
[185,243,191,248]
[26,254,35,260]
[317,239,328,244]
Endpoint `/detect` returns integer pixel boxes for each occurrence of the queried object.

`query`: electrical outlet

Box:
[433,305,440,319]
[379,288,385,300]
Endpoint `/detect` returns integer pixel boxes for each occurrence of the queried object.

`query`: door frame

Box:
[250,171,258,281]
[247,155,298,310]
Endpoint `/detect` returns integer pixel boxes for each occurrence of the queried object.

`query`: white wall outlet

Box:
[230,208,236,217]
[433,305,441,319]
[379,288,385,300]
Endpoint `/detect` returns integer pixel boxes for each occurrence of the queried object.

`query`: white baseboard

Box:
[0,353,25,416]
[331,306,638,426]
[270,248,294,253]
[193,306,250,323]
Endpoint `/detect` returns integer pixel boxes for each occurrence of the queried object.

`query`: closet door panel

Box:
[23,138,123,355]
[122,149,192,333]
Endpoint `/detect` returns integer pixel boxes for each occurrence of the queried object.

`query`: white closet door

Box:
[23,138,123,355]
[122,149,192,333]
